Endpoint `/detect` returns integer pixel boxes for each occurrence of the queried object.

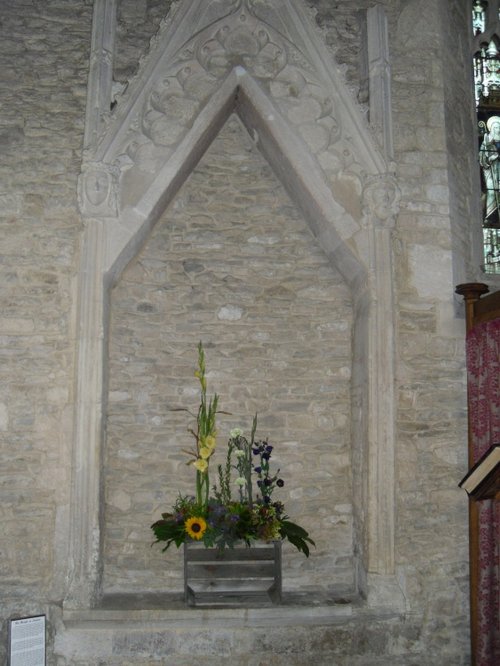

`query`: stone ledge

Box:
[54,602,418,666]
[61,590,406,629]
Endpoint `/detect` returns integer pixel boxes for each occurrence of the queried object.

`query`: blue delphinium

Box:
[252,440,284,505]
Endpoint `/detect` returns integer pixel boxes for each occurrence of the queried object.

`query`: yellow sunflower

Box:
[185,516,207,540]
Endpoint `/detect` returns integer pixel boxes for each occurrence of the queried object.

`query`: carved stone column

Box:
[367,5,394,161]
[362,175,400,578]
[83,0,117,154]
[65,218,107,608]
[65,0,118,609]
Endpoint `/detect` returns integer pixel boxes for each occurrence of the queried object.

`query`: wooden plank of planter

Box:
[187,561,276,578]
[186,545,277,561]
[184,541,282,607]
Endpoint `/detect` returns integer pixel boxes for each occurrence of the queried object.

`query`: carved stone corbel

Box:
[77,161,119,218]
[362,173,400,229]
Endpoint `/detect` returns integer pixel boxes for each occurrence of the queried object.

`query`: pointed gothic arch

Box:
[65,0,400,609]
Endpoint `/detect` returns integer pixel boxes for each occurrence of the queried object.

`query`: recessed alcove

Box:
[103,115,354,597]
[66,0,400,621]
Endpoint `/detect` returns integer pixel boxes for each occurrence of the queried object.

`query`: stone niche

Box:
[67,0,400,611]
[103,115,354,595]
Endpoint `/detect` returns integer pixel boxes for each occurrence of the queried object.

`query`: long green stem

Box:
[247,414,258,507]
[194,342,217,512]
[196,470,202,506]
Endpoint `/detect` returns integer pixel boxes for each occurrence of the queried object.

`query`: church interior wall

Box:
[0,1,481,663]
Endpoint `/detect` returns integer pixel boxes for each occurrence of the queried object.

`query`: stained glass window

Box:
[473,0,486,34]
[473,0,500,272]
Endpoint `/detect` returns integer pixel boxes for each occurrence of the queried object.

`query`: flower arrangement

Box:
[151,343,314,556]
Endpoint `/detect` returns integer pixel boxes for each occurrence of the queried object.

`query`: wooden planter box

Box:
[184,541,282,607]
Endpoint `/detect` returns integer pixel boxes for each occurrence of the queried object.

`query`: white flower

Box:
[234,477,246,486]
[230,427,243,439]
[234,449,246,459]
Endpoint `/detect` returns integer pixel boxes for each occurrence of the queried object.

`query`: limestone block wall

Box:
[113,0,172,82]
[0,0,482,664]
[104,116,353,593]
[439,0,482,283]
[0,1,91,661]
[390,0,471,656]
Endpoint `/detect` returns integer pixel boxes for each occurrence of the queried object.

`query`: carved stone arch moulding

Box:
[68,0,401,610]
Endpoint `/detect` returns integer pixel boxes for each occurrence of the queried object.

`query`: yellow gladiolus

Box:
[204,435,216,450]
[199,446,212,460]
[193,458,208,473]
[194,370,207,392]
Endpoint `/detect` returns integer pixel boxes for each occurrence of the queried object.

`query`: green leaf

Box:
[151,518,186,551]
[279,520,315,557]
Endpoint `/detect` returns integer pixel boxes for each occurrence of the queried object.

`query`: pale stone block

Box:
[217,304,243,320]
[0,192,23,214]
[0,318,35,333]
[0,403,8,431]
[47,387,69,403]
[109,490,132,512]
[408,244,453,298]
[109,390,130,402]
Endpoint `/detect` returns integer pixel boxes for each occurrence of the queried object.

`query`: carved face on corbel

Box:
[362,175,400,226]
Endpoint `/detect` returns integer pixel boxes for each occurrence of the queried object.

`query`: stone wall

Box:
[439,0,483,283]
[114,0,173,83]
[104,116,353,593]
[0,1,91,662]
[0,0,484,664]
[390,0,470,657]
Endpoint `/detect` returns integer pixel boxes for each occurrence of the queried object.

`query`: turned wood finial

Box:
[455,283,489,332]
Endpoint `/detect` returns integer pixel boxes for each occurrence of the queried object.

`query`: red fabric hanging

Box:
[466,318,500,666]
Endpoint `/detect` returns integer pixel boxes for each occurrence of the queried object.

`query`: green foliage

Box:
[151,514,186,551]
[279,519,316,558]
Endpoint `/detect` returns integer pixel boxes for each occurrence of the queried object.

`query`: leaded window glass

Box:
[473,0,500,272]
[473,0,486,34]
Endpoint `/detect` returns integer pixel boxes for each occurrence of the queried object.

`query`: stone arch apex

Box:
[102,65,369,293]
[81,0,389,221]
